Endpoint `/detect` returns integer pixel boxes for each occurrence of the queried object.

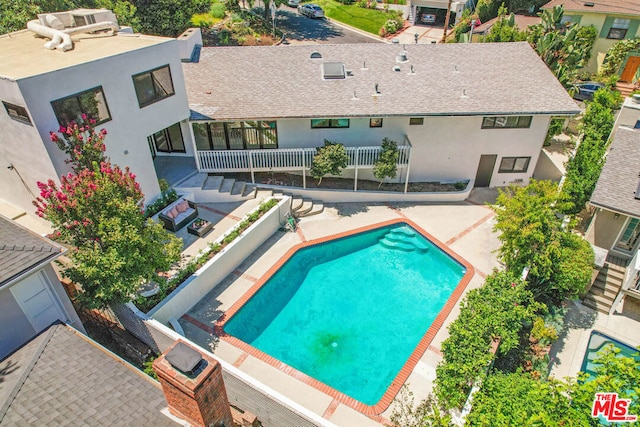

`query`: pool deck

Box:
[158,186,640,426]
[178,191,503,426]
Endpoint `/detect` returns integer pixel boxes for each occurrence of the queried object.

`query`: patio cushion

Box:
[176,199,189,213]
[168,207,179,219]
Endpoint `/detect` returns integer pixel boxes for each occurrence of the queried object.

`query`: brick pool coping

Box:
[215,217,475,417]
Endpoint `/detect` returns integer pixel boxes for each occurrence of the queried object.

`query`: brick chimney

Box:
[153,340,233,427]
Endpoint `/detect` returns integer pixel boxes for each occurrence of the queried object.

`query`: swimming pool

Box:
[220,219,473,414]
[581,331,640,380]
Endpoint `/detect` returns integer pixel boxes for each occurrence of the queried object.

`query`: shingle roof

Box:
[0,215,64,288]
[542,0,640,15]
[590,127,640,217]
[183,42,579,121]
[0,323,177,426]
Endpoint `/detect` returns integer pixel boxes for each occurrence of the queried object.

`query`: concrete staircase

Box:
[583,257,627,314]
[616,82,636,98]
[174,173,324,218]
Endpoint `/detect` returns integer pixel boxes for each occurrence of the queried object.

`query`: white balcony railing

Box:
[196,137,413,191]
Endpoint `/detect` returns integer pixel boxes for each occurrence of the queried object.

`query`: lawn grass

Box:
[309,0,401,35]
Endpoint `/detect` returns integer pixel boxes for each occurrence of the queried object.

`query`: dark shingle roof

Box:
[183,42,579,121]
[0,216,64,287]
[591,127,640,217]
[542,0,640,15]
[0,323,177,426]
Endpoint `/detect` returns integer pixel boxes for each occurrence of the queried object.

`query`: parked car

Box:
[298,3,325,18]
[420,13,436,24]
[287,0,300,7]
[573,82,606,101]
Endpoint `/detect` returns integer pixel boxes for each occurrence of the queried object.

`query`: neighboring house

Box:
[0,9,192,215]
[184,42,578,188]
[471,14,541,42]
[585,105,640,313]
[408,0,466,26]
[0,215,83,359]
[0,322,178,425]
[542,0,640,74]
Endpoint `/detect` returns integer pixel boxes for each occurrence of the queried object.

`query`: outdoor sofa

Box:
[158,198,198,232]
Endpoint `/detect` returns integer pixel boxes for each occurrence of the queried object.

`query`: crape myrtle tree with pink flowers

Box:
[34,116,182,309]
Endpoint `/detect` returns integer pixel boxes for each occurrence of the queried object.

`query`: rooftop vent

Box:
[374,83,381,95]
[396,51,408,63]
[460,89,468,99]
[310,51,322,59]
[323,62,346,79]
[584,2,594,6]
[165,342,205,377]
[393,65,401,72]
[408,65,415,75]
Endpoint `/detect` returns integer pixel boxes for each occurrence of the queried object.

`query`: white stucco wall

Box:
[0,79,60,214]
[277,114,552,186]
[11,37,190,207]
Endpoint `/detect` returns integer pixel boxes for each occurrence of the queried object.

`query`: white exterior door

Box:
[10,272,67,331]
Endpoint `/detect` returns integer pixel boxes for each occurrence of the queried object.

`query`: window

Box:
[132,65,175,108]
[370,118,383,128]
[482,116,532,129]
[409,117,424,125]
[311,119,349,128]
[3,101,31,124]
[498,157,530,173]
[608,19,631,40]
[148,122,185,153]
[193,121,278,150]
[51,87,111,126]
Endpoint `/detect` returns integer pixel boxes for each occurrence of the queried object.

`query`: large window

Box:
[51,86,111,126]
[482,116,532,129]
[193,121,277,150]
[311,119,349,129]
[132,65,175,108]
[608,19,631,40]
[148,122,185,153]
[498,157,530,173]
[370,118,383,128]
[3,101,31,125]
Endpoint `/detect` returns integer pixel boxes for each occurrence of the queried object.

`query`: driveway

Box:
[270,7,382,44]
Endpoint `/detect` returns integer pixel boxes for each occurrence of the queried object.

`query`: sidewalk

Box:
[392,24,444,44]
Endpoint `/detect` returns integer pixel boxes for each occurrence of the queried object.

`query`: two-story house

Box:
[0,9,192,216]
[542,0,640,76]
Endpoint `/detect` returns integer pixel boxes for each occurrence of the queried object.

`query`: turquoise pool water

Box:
[581,331,639,380]
[224,223,466,405]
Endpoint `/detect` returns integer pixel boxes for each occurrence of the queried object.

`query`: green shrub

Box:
[435,270,542,409]
[210,2,226,18]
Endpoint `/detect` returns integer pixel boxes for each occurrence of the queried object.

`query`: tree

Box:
[466,372,591,426]
[527,6,598,89]
[435,270,541,409]
[492,180,594,303]
[49,118,107,173]
[562,88,621,214]
[483,4,527,43]
[133,0,209,37]
[373,137,399,189]
[310,139,349,186]
[34,122,182,309]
